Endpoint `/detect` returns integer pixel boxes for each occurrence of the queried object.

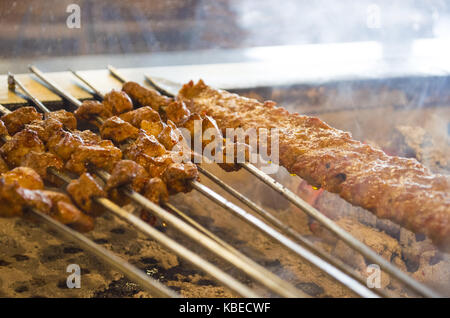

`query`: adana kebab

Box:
[175,80,450,249]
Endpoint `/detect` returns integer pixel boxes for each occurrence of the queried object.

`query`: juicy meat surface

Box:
[2,167,44,190]
[100,116,139,143]
[140,120,165,137]
[165,101,191,125]
[157,120,182,151]
[125,131,166,161]
[179,80,450,249]
[1,107,43,135]
[143,177,169,204]
[46,110,77,130]
[0,119,9,137]
[20,151,64,179]
[106,160,149,192]
[74,100,112,126]
[66,173,106,215]
[41,190,95,232]
[65,144,122,174]
[162,162,198,194]
[120,106,161,128]
[0,178,51,217]
[103,90,134,115]
[122,81,173,111]
[0,129,45,166]
[0,156,9,174]
[47,129,83,161]
[25,118,64,143]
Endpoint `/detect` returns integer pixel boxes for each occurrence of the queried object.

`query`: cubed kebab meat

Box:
[178,80,450,249]
[119,82,249,171]
[0,167,94,232]
[0,110,173,222]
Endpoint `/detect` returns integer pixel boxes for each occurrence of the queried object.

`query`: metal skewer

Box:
[30,207,179,298]
[140,71,442,298]
[78,66,381,298]
[19,69,308,298]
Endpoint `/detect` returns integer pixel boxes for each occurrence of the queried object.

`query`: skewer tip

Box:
[7,72,15,90]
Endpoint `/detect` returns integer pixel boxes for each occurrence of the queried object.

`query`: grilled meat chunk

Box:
[158,120,181,151]
[74,100,112,126]
[106,160,149,192]
[100,116,139,143]
[165,101,191,125]
[0,119,9,137]
[162,162,198,194]
[179,79,450,249]
[122,81,172,111]
[1,107,43,135]
[120,106,161,128]
[47,129,83,161]
[2,167,44,190]
[125,131,166,162]
[103,90,134,115]
[0,157,9,174]
[25,118,64,143]
[46,110,77,130]
[143,177,169,204]
[21,151,64,179]
[141,120,180,150]
[72,129,103,145]
[66,173,106,215]
[41,190,95,232]
[65,144,122,174]
[0,129,45,166]
[0,179,51,217]
[140,120,165,137]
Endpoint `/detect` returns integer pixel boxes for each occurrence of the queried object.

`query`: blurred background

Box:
[1,0,450,73]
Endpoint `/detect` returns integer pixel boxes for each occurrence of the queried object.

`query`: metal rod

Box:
[197,165,387,298]
[241,162,441,298]
[192,180,378,298]
[8,73,51,113]
[18,70,306,298]
[96,197,258,298]
[29,208,179,298]
[108,65,128,83]
[29,65,82,107]
[145,75,177,98]
[144,72,442,298]
[70,69,105,99]
[97,170,305,298]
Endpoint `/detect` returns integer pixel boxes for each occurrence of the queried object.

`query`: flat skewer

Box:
[73,67,381,298]
[140,71,442,298]
[14,70,306,298]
